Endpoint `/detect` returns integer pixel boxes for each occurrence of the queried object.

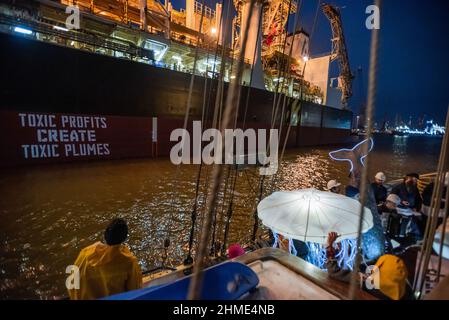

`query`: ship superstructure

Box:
[0,0,354,167]
[0,0,352,108]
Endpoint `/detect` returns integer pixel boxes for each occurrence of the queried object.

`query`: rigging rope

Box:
[217,3,264,252]
[436,180,449,281]
[348,0,381,300]
[267,0,304,194]
[221,167,239,255]
[184,0,227,266]
[187,0,257,300]
[163,0,208,266]
[268,0,323,195]
[413,106,449,298]
[252,0,299,241]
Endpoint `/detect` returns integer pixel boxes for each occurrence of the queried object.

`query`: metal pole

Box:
[348,0,381,300]
[414,106,449,298]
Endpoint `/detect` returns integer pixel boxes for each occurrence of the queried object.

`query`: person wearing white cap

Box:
[379,193,402,236]
[326,180,341,194]
[371,172,387,205]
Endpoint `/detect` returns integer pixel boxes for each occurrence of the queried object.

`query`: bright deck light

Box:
[14,26,32,35]
[303,55,309,62]
[211,27,217,34]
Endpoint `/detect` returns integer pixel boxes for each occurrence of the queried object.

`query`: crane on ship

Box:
[321,3,353,107]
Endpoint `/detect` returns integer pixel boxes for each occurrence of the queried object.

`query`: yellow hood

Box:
[375,254,408,300]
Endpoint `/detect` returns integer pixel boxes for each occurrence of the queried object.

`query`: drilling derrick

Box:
[260,0,297,76]
[232,0,296,62]
[321,3,353,107]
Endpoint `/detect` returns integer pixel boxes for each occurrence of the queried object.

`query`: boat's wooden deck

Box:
[143,248,377,300]
[243,260,340,299]
[236,248,377,300]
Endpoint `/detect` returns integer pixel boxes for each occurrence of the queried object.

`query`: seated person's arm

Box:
[325,232,352,283]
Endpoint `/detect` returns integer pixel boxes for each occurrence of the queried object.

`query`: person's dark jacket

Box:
[378,203,401,237]
[391,183,423,211]
[292,239,309,260]
[371,182,388,205]
[422,182,447,209]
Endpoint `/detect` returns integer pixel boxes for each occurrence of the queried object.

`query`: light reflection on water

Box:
[0,135,442,299]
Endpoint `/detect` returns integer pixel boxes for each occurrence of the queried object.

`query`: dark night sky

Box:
[170,0,449,124]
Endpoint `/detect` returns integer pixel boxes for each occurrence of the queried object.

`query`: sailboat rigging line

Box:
[265,0,302,195]
[244,169,259,195]
[212,1,233,133]
[215,5,265,250]
[278,0,322,167]
[310,0,322,41]
[253,0,294,206]
[222,168,239,255]
[187,0,257,300]
[436,179,449,281]
[161,0,208,261]
[228,6,262,131]
[210,1,263,256]
[252,174,266,241]
[269,0,289,126]
[194,165,212,254]
[183,0,207,132]
[200,3,236,256]
[214,2,235,134]
[214,172,230,254]
[270,0,293,129]
[414,106,449,298]
[280,0,303,127]
[348,0,381,300]
[250,0,295,241]
[207,1,231,128]
[413,125,447,293]
[183,0,228,265]
[211,165,232,255]
[241,8,264,130]
[185,161,204,263]
[270,0,296,141]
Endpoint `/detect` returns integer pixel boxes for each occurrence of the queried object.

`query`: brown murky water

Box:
[0,135,442,299]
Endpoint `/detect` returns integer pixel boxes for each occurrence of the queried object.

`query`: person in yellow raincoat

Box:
[68,218,142,300]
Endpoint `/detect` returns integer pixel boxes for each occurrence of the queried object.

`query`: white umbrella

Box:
[257,188,373,245]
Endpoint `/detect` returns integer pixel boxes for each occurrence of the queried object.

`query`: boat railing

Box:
[385,172,436,195]
[142,265,177,276]
[0,12,154,60]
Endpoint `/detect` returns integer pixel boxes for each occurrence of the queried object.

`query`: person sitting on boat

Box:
[325,232,413,300]
[377,194,401,237]
[391,173,423,212]
[419,172,449,234]
[326,180,342,194]
[67,218,142,300]
[371,172,388,205]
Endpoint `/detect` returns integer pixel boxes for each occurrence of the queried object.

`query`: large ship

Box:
[0,0,355,167]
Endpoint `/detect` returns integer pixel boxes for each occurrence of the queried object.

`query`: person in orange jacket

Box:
[68,218,142,300]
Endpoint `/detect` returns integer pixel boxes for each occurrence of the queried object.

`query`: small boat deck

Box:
[142,248,376,300]
[236,248,376,300]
